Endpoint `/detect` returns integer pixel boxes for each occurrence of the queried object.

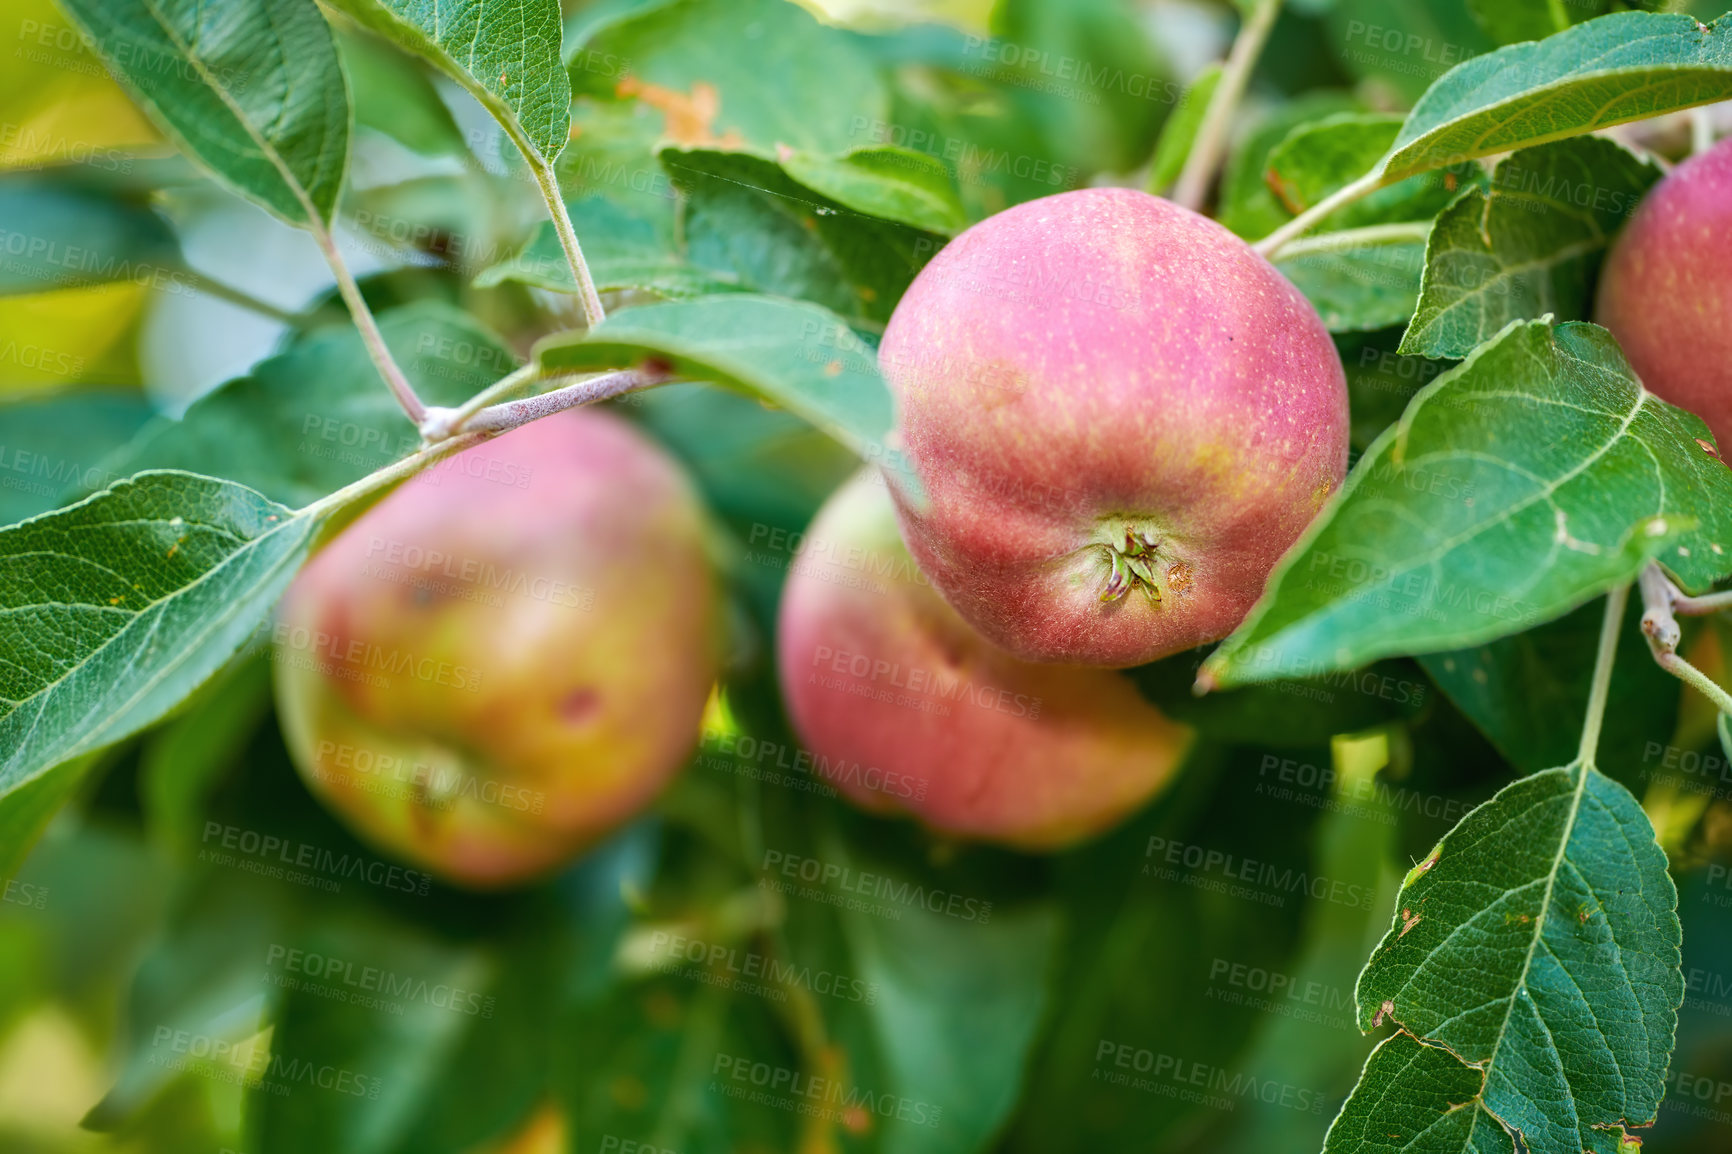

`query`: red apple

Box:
[880,187,1349,667]
[777,470,1194,850]
[1596,135,1732,449]
[274,408,720,887]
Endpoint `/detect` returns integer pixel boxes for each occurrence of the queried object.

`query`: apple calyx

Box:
[1094,520,1190,606]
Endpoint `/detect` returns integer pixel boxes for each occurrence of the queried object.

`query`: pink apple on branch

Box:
[778,470,1194,850]
[880,187,1350,668]
[274,409,721,888]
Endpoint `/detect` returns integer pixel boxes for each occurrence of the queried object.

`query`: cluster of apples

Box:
[274,141,1731,886]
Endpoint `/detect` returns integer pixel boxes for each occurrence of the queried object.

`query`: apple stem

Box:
[1638,561,1732,717]
[1578,582,1630,767]
[450,368,662,436]
[1252,169,1388,260]
[1692,107,1717,157]
[309,220,428,426]
[1171,0,1284,213]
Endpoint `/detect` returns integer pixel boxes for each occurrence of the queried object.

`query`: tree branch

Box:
[1639,560,1732,717]
[1170,0,1283,213]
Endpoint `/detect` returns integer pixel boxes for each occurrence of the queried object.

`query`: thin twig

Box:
[1171,0,1283,213]
[1253,168,1388,260]
[530,159,606,329]
[1578,583,1630,766]
[1267,220,1433,260]
[309,221,426,425]
[456,368,658,436]
[418,362,543,442]
[1639,560,1732,717]
[179,270,300,324]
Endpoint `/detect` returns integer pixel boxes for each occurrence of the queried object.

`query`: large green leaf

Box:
[536,295,912,490]
[0,472,322,805]
[1399,138,1661,358]
[326,0,571,166]
[1385,12,1732,182]
[0,179,183,297]
[1267,114,1465,231]
[665,148,936,326]
[56,0,350,227]
[778,147,968,237]
[1201,321,1732,689]
[104,302,516,507]
[1325,764,1682,1154]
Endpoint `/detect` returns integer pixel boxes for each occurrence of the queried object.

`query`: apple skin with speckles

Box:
[880,187,1349,668]
[273,409,720,888]
[778,471,1194,850]
[1596,136,1732,450]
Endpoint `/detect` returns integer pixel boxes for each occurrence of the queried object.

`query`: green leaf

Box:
[1147,62,1221,195]
[475,194,737,298]
[56,0,350,227]
[0,391,154,525]
[571,0,887,157]
[779,147,968,236]
[1201,321,1732,690]
[1399,138,1661,359]
[1385,12,1732,183]
[535,295,913,491]
[1323,1032,1510,1154]
[104,302,517,507]
[1327,764,1682,1154]
[325,0,572,166]
[663,148,937,326]
[0,178,183,297]
[1267,113,1466,230]
[1273,224,1431,333]
[0,753,98,885]
[0,472,322,813]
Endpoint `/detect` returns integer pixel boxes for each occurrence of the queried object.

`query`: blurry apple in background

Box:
[778,470,1194,850]
[1596,135,1732,449]
[274,408,720,888]
[880,186,1350,668]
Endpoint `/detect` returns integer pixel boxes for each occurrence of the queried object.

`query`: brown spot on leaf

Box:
[1400,908,1421,936]
[1373,999,1395,1028]
[824,359,843,377]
